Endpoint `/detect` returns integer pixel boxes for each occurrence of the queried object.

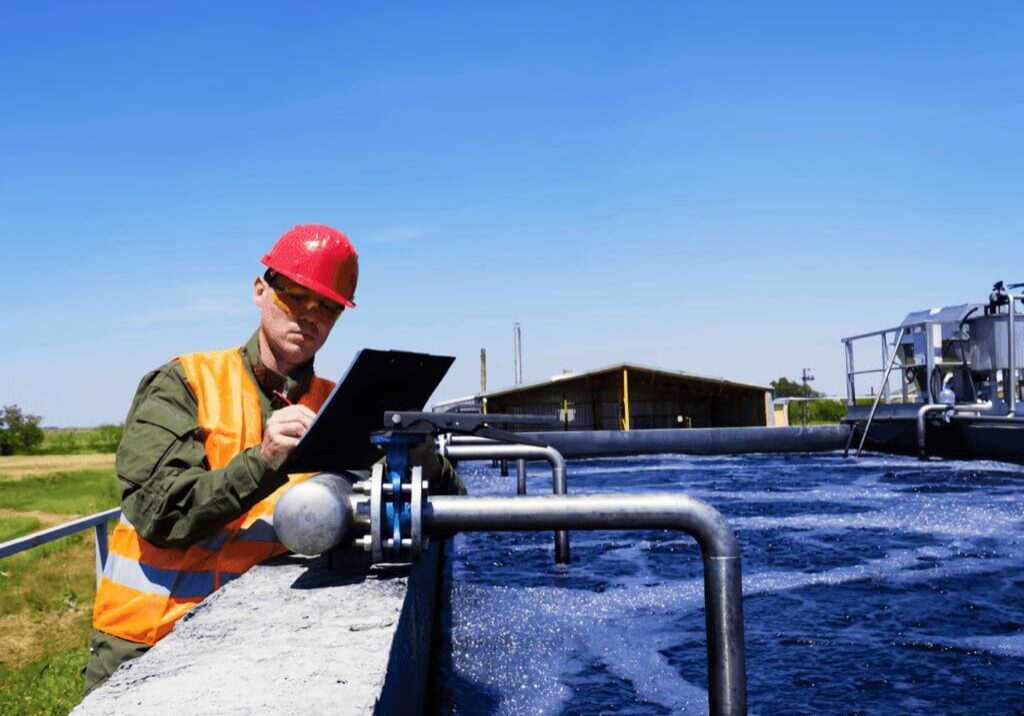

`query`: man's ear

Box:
[253,276,268,305]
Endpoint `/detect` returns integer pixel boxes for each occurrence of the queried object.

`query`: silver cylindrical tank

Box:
[274,473,355,555]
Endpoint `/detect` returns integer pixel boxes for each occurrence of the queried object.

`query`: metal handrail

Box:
[843,319,946,407]
[853,327,907,457]
[0,507,121,585]
[842,325,903,342]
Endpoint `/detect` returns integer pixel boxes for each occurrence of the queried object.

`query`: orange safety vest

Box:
[92,347,334,645]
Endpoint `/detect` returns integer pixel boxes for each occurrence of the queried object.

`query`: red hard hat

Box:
[261,224,359,308]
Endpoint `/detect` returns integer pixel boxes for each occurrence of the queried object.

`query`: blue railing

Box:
[0,507,121,583]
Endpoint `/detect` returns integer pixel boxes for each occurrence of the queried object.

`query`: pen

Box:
[273,390,293,406]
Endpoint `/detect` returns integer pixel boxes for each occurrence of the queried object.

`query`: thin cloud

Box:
[360,226,428,244]
[118,286,248,326]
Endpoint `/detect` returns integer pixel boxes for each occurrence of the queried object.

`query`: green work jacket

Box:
[116,331,312,547]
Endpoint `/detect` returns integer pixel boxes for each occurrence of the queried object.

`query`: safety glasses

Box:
[265,273,345,322]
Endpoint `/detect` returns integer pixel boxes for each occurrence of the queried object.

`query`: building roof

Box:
[479,362,770,399]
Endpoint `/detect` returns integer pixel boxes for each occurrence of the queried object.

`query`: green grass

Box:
[0,649,90,716]
[0,468,120,715]
[0,516,41,543]
[0,470,120,515]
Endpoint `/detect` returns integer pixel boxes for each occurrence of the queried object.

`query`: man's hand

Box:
[260,405,316,471]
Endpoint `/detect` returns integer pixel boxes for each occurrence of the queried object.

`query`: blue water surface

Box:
[432,453,1024,715]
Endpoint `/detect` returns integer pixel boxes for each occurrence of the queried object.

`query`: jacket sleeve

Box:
[116,362,288,548]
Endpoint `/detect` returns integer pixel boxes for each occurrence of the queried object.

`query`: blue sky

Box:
[2,1,1023,425]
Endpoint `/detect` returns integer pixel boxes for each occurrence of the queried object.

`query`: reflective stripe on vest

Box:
[92,347,334,645]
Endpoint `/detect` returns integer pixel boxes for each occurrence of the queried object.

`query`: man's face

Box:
[253,272,344,368]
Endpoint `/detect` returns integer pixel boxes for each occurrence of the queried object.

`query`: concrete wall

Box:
[74,541,447,716]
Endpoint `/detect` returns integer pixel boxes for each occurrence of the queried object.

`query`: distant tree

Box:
[770,377,822,399]
[0,405,45,455]
[49,431,80,454]
[89,424,125,453]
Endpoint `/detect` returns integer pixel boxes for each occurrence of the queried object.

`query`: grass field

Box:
[0,462,120,716]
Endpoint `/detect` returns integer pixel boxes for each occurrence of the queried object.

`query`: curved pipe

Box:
[916,402,995,459]
[442,441,570,563]
[426,492,737,556]
[274,479,747,715]
[425,493,746,716]
[916,404,953,460]
[448,438,532,495]
[443,442,567,493]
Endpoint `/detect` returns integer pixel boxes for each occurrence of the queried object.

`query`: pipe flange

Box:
[410,466,424,554]
[370,462,384,563]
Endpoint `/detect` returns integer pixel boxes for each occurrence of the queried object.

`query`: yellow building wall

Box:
[773,404,789,428]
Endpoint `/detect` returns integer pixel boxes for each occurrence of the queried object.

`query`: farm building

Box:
[434,363,773,430]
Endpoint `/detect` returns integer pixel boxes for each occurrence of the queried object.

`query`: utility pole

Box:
[801,368,815,426]
[801,368,815,391]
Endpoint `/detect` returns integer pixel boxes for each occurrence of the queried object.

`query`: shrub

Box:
[0,405,45,456]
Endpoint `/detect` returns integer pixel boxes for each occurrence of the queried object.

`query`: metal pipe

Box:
[880,334,892,404]
[274,477,747,715]
[425,493,746,716]
[916,404,952,459]
[520,425,850,460]
[841,421,857,459]
[856,327,906,457]
[955,401,992,413]
[843,325,904,343]
[844,339,856,404]
[443,442,569,562]
[447,435,506,445]
[516,459,527,495]
[1009,294,1017,415]
[948,412,1024,424]
[916,402,995,459]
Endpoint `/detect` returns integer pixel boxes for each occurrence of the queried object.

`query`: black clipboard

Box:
[283,349,455,472]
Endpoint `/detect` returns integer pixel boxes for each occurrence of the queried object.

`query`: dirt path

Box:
[0,454,115,480]
[0,508,79,531]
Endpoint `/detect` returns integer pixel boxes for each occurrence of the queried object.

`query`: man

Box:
[84,224,383,692]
